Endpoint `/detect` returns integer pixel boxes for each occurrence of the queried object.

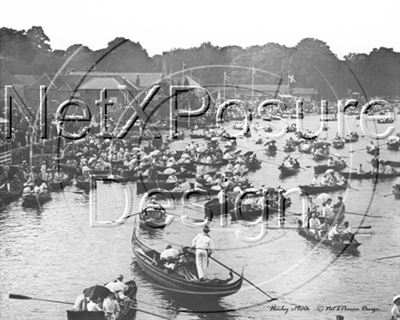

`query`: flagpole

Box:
[223,71,226,101]
[181,62,184,85]
[251,64,254,107]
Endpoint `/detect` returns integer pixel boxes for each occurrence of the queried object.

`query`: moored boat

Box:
[0,188,23,205]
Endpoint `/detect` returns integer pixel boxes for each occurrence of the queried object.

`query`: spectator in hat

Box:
[391,295,400,319]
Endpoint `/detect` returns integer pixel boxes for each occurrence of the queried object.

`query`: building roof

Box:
[14,74,37,86]
[28,73,57,90]
[78,77,127,90]
[67,72,164,88]
[292,88,318,95]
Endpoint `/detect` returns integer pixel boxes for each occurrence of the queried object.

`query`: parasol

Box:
[83,285,112,300]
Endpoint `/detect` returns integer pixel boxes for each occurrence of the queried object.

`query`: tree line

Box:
[1,26,399,100]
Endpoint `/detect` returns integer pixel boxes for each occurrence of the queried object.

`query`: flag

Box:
[288,74,296,83]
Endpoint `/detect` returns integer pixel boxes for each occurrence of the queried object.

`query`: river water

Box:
[1,114,399,320]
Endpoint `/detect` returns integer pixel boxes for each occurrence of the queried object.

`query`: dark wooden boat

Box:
[139,208,172,228]
[131,230,243,298]
[66,280,137,320]
[0,188,22,204]
[383,160,400,168]
[194,159,228,167]
[48,175,73,191]
[76,178,90,191]
[393,185,400,199]
[314,163,347,174]
[332,139,345,149]
[190,134,209,139]
[340,171,400,180]
[297,227,360,255]
[283,144,296,152]
[313,153,330,162]
[387,141,400,150]
[22,192,51,207]
[299,184,347,195]
[344,134,358,143]
[366,146,379,156]
[377,118,394,123]
[278,165,300,178]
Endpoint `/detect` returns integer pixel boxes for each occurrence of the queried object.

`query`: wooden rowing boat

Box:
[139,208,172,228]
[313,153,330,162]
[22,192,51,207]
[48,175,73,191]
[332,139,345,149]
[340,171,400,180]
[299,184,347,195]
[297,227,361,255]
[0,188,22,204]
[314,163,347,174]
[131,230,243,298]
[278,165,300,178]
[66,280,137,320]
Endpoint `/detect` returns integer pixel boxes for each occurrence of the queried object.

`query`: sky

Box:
[1,0,399,58]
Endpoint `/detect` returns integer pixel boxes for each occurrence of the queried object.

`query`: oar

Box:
[374,254,400,261]
[345,211,383,218]
[382,193,394,197]
[10,294,170,320]
[9,293,72,305]
[208,256,276,301]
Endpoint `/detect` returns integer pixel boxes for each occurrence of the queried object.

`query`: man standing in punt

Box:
[192,225,215,281]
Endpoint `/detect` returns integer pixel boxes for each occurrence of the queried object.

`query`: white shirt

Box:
[192,233,215,250]
[392,305,400,319]
[87,301,102,312]
[309,217,321,229]
[322,205,333,218]
[103,297,120,315]
[160,248,179,260]
[328,225,340,240]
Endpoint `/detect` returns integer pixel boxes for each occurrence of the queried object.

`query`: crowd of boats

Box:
[2,111,400,319]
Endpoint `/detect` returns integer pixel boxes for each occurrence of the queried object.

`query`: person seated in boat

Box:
[327,156,335,166]
[192,225,215,281]
[103,291,120,320]
[22,183,32,196]
[292,157,300,168]
[105,275,129,301]
[321,199,334,225]
[340,221,354,242]
[146,195,165,213]
[171,181,183,192]
[384,165,395,174]
[179,178,192,192]
[309,212,322,238]
[73,290,89,311]
[39,181,48,193]
[87,297,103,312]
[391,295,400,320]
[335,173,346,186]
[33,183,41,194]
[333,196,346,221]
[357,164,364,174]
[311,174,319,186]
[327,222,341,241]
[160,244,180,272]
[166,173,178,183]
